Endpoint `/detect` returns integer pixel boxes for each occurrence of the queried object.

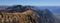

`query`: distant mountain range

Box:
[34,6,60,15]
[0,5,9,8]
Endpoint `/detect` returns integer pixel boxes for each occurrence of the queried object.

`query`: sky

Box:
[0,0,60,6]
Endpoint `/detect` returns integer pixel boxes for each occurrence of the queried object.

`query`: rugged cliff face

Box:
[0,5,56,23]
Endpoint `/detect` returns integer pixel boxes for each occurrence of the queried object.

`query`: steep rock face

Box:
[0,5,56,23]
[40,9,55,23]
[32,9,55,23]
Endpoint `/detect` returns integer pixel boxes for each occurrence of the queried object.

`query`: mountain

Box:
[0,5,56,23]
